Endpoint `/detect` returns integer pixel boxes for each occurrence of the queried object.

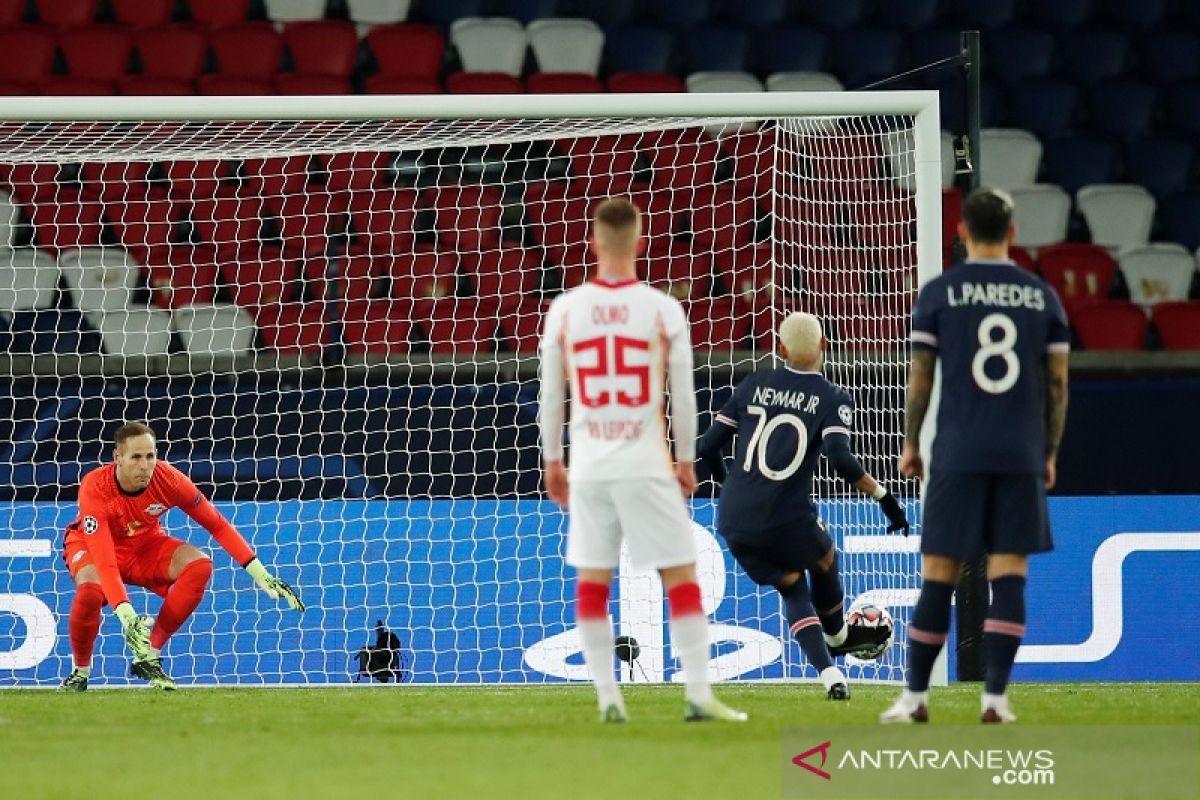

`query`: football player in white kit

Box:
[539,197,747,724]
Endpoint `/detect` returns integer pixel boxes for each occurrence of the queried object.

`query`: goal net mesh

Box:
[0,111,921,686]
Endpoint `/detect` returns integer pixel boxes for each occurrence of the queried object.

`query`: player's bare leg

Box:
[660,563,747,722]
[979,553,1028,723]
[776,569,848,700]
[575,567,625,722]
[61,564,105,692]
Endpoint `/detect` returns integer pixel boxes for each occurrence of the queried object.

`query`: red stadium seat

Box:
[60,25,132,83]
[688,297,749,349]
[1072,301,1148,350]
[135,26,209,81]
[430,184,504,251]
[188,0,250,28]
[848,189,916,248]
[527,193,596,261]
[4,163,61,203]
[29,189,105,253]
[804,133,881,182]
[35,0,97,27]
[163,159,234,200]
[39,77,114,95]
[275,75,352,95]
[365,75,441,94]
[689,185,757,253]
[144,245,220,309]
[336,253,386,304]
[210,23,283,78]
[266,191,349,257]
[0,27,56,84]
[197,75,275,95]
[113,0,172,28]
[389,249,457,304]
[342,299,413,355]
[836,304,909,350]
[645,247,710,300]
[713,242,785,301]
[1037,243,1117,311]
[646,129,722,190]
[606,71,685,92]
[0,0,22,25]
[284,20,359,78]
[463,248,538,308]
[242,155,311,198]
[445,72,523,94]
[191,195,265,256]
[720,126,775,200]
[366,24,445,81]
[941,186,961,265]
[526,73,604,93]
[254,302,329,354]
[557,134,643,195]
[119,76,195,95]
[111,196,182,255]
[321,151,391,192]
[80,161,155,199]
[1152,301,1200,350]
[497,299,547,353]
[219,249,300,308]
[346,187,419,255]
[0,80,29,95]
[1009,245,1036,271]
[419,298,501,355]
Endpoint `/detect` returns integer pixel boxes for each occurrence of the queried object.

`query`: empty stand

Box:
[527,18,603,75]
[1152,302,1200,350]
[978,129,1042,190]
[1071,301,1148,350]
[172,303,256,355]
[1036,243,1116,310]
[1119,244,1196,307]
[284,20,359,77]
[450,17,527,76]
[1076,184,1156,252]
[367,24,444,80]
[1009,185,1070,251]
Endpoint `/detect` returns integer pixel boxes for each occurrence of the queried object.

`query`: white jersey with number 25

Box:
[538,278,697,482]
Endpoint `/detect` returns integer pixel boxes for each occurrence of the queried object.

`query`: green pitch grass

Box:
[2,683,1197,800]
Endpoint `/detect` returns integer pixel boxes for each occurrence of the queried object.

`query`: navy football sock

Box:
[908,580,955,692]
[780,580,834,672]
[808,555,845,636]
[984,575,1026,696]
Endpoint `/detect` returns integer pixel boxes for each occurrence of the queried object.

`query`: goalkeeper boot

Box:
[980,694,1017,724]
[879,690,929,724]
[828,623,891,658]
[59,670,89,692]
[685,697,748,723]
[130,658,176,691]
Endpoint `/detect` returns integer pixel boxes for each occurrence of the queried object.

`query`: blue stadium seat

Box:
[1063,29,1131,84]
[1106,0,1169,30]
[497,0,560,24]
[878,0,940,32]
[604,25,675,73]
[731,0,788,29]
[565,0,636,27]
[1142,31,1200,83]
[908,29,962,69]
[801,0,867,30]
[757,27,828,74]
[835,28,905,88]
[1087,79,1157,140]
[1032,0,1094,28]
[928,74,1002,128]
[986,28,1056,85]
[1124,138,1195,199]
[1009,78,1081,139]
[1161,190,1200,250]
[647,0,711,30]
[1168,80,1200,135]
[6,310,102,355]
[682,24,750,73]
[415,0,485,28]
[1042,135,1118,195]
[954,0,1018,31]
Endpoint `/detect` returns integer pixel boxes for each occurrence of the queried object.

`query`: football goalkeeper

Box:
[59,422,304,691]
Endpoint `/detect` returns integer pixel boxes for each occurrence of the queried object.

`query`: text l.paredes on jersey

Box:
[946,281,1047,310]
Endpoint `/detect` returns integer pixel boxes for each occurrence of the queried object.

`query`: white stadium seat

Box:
[263,0,329,24]
[1076,184,1156,252]
[1119,243,1196,307]
[527,18,604,75]
[0,190,18,247]
[685,71,764,93]
[766,71,844,92]
[59,247,141,314]
[450,17,528,77]
[172,303,257,356]
[0,247,58,314]
[979,128,1042,190]
[91,308,173,357]
[1009,184,1071,250]
[347,0,411,26]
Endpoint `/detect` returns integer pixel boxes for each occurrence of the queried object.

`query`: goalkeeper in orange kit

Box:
[59,422,304,691]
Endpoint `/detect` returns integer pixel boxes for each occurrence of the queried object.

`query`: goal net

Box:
[0,93,940,687]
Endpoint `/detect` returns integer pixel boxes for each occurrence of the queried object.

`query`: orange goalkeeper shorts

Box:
[63,533,187,596]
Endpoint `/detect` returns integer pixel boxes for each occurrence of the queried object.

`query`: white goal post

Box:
[0,91,941,687]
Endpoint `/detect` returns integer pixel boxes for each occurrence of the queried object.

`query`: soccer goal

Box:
[0,91,940,687]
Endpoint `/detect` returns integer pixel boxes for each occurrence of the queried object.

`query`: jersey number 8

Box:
[972,312,1020,395]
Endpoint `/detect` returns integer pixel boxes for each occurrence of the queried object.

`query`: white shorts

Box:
[565,477,696,571]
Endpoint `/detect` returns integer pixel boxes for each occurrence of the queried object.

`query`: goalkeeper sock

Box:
[780,580,834,672]
[151,558,212,650]
[69,583,105,669]
[576,581,621,708]
[667,582,714,705]
[907,580,954,692]
[983,575,1026,696]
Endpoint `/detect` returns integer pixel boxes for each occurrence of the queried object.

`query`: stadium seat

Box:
[527,191,595,260]
[644,247,710,300]
[497,298,545,352]
[113,0,172,27]
[1107,0,1168,31]
[172,303,255,355]
[187,0,250,28]
[34,0,96,27]
[1167,80,1200,135]
[264,0,328,24]
[1076,184,1156,252]
[284,20,359,77]
[210,23,284,78]
[604,25,675,74]
[59,247,140,314]
[606,72,684,93]
[321,151,392,192]
[389,249,457,304]
[849,189,916,249]
[0,192,16,247]
[39,78,114,95]
[800,0,866,30]
[0,247,59,312]
[0,0,21,24]
[445,72,522,93]
[836,305,908,351]
[557,134,643,195]
[60,25,132,83]
[191,195,265,256]
[499,0,560,24]
[1008,79,1080,139]
[219,249,300,308]
[685,72,764,93]
[1118,244,1196,307]
[450,17,527,77]
[277,74,351,94]
[418,297,502,355]
[334,253,384,303]
[527,18,604,75]
[766,72,843,92]
[978,129,1042,190]
[647,0,711,30]
[1042,135,1118,195]
[30,191,106,253]
[111,194,182,255]
[1162,190,1200,250]
[341,299,413,354]
[268,191,349,257]
[0,27,56,84]
[1151,302,1200,350]
[1008,185,1070,251]
[0,81,30,95]
[731,0,787,29]
[197,75,274,95]
[4,163,62,204]
[526,72,602,93]
[954,0,1017,30]
[941,186,962,262]
[834,29,905,88]
[462,247,537,307]
[1063,29,1130,84]
[430,185,504,251]
[135,25,209,81]
[1071,301,1148,350]
[713,242,782,301]
[756,27,828,74]
[419,0,485,29]
[120,76,196,95]
[1087,79,1157,140]
[92,308,175,357]
[1036,243,1116,310]
[1142,31,1200,83]
[984,28,1056,85]
[347,0,411,28]
[1032,0,1093,29]
[1124,138,1195,199]
[681,24,750,74]
[364,75,439,93]
[688,297,749,349]
[254,302,329,354]
[1008,245,1036,271]
[143,246,220,309]
[646,130,722,190]
[163,158,235,200]
[366,24,444,80]
[688,186,757,253]
[6,308,102,354]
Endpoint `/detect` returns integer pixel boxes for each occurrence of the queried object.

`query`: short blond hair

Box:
[778,312,823,361]
[593,196,641,254]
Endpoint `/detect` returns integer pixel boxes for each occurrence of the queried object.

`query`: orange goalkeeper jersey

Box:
[64,460,255,607]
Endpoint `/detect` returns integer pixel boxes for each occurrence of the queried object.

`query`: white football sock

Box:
[824,622,848,648]
[670,613,714,705]
[981,692,1008,709]
[577,618,622,709]
[819,665,846,691]
[902,689,929,707]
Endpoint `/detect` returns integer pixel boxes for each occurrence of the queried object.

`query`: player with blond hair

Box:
[697,312,910,699]
[539,197,746,723]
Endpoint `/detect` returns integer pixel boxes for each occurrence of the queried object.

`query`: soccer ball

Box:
[846,601,894,660]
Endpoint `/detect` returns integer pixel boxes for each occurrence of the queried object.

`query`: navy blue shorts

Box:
[920,471,1054,560]
[722,516,834,588]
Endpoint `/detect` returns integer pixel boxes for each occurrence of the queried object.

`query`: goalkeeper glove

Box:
[875,488,911,536]
[245,558,305,612]
[114,602,154,662]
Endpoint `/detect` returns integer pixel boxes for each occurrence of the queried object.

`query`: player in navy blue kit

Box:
[881,188,1071,725]
[698,312,910,700]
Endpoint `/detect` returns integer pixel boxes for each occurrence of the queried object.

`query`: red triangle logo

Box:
[792,740,832,781]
